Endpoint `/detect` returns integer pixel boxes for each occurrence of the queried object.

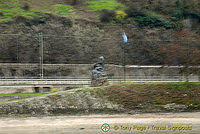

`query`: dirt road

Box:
[0,112,200,134]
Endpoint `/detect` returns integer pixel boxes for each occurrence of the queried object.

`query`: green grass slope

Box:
[86,0,125,11]
[0,0,125,22]
[0,0,75,22]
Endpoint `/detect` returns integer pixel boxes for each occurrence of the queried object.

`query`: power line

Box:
[0,34,199,41]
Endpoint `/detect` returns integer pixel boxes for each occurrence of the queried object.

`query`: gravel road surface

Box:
[0,112,199,134]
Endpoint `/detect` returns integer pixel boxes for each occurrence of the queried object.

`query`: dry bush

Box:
[0,11,3,16]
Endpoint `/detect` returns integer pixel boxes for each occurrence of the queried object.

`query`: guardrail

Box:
[0,75,199,81]
[0,75,198,79]
[0,76,199,87]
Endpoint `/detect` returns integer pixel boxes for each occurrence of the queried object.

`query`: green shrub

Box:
[171,0,200,22]
[50,88,58,93]
[0,11,3,16]
[25,19,32,26]
[125,4,175,29]
[172,8,190,19]
[100,9,115,22]
[114,10,127,23]
[115,10,127,20]
[135,15,174,29]
[175,0,181,8]
[190,12,200,23]
[172,8,200,23]
[174,21,184,31]
[36,17,46,24]
[25,17,46,26]
[170,17,179,22]
[62,18,73,27]
[172,9,184,19]
[196,29,200,35]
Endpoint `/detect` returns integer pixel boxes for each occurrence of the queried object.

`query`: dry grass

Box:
[102,83,200,110]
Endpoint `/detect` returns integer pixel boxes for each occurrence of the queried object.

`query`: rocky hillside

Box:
[0,0,199,65]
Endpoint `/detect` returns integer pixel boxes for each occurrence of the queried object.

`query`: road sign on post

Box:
[122,32,128,82]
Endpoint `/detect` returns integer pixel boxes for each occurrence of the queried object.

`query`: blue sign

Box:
[122,32,128,43]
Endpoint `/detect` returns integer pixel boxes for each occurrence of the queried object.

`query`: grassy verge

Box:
[0,93,48,96]
[0,0,40,22]
[53,4,74,17]
[0,96,43,105]
[112,82,200,85]
[86,0,125,11]
[0,92,49,105]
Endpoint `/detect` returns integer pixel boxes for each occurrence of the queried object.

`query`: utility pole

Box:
[39,33,44,79]
[17,36,19,63]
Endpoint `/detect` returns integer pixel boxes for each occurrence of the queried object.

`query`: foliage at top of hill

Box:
[0,0,74,22]
[0,0,125,22]
[100,0,200,29]
[0,0,200,29]
[86,0,125,11]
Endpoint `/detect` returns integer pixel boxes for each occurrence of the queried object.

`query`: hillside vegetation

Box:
[1,0,199,26]
[0,0,200,66]
[0,0,75,22]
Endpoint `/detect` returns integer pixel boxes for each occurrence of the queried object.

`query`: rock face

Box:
[0,89,123,115]
[91,56,108,87]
